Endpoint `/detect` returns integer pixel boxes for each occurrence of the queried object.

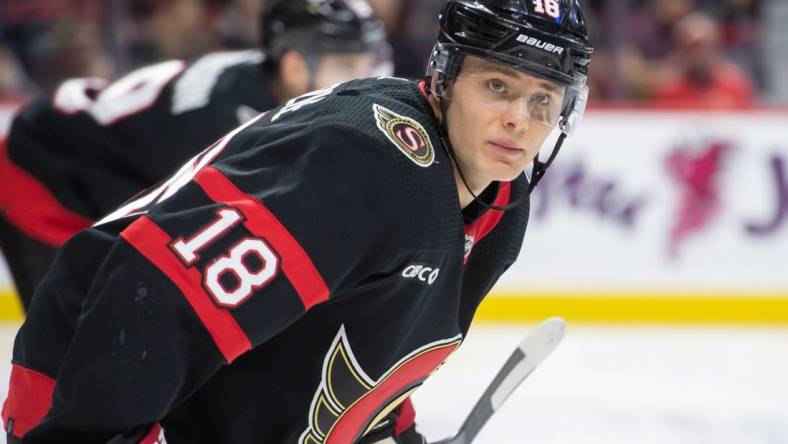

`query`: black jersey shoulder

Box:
[212,78,464,252]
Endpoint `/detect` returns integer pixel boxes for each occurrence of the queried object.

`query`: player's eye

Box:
[528,93,557,125]
[530,93,551,107]
[487,79,507,94]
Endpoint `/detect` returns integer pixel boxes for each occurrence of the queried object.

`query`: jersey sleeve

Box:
[12,118,414,440]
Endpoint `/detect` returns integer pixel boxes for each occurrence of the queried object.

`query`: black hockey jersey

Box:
[1,50,275,246]
[4,78,530,443]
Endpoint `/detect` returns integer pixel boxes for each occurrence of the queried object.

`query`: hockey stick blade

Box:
[430,317,566,444]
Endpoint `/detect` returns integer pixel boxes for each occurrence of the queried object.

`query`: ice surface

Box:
[1,322,787,443]
[413,323,788,444]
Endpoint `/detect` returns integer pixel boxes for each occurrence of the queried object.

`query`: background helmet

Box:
[261,0,391,70]
[427,0,594,135]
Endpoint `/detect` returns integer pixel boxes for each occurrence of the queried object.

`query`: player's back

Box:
[3,50,275,242]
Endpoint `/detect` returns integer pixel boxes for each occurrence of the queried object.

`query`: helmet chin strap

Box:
[433,87,564,212]
[528,131,567,193]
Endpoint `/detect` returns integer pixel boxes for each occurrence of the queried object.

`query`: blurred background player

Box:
[0,0,392,311]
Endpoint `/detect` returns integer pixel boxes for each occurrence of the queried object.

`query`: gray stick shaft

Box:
[429,317,565,444]
[444,349,528,444]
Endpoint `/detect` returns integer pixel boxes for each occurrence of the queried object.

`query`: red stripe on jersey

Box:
[121,216,252,363]
[394,397,416,437]
[138,422,166,444]
[417,81,429,98]
[464,181,512,259]
[0,137,92,246]
[2,363,56,438]
[193,167,330,310]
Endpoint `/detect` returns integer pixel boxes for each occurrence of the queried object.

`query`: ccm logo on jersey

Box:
[401,264,440,285]
[373,104,435,167]
[516,34,564,55]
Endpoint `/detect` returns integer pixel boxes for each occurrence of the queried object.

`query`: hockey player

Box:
[3,0,593,443]
[0,0,391,311]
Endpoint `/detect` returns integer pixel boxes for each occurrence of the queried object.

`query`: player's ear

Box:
[426,76,446,125]
[426,91,444,125]
[278,50,311,98]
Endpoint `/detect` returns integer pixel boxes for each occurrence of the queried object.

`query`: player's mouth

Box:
[488,139,525,156]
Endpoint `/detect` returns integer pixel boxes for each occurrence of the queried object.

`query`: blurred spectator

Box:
[368,0,442,79]
[129,0,216,64]
[33,17,114,90]
[652,12,754,107]
[719,0,765,91]
[630,0,697,59]
[0,44,33,99]
[615,0,697,99]
[0,0,110,90]
[0,0,780,105]
[213,0,265,49]
[583,0,618,100]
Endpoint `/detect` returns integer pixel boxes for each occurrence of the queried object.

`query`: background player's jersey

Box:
[1,50,275,245]
[4,78,530,443]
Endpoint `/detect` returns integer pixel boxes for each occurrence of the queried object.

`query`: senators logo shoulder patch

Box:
[373,104,435,167]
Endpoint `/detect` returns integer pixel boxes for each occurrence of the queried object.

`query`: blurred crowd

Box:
[0,0,782,107]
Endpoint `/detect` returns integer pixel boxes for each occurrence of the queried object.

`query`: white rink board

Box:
[498,110,788,294]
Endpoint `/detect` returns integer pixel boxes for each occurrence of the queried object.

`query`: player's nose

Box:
[501,98,532,133]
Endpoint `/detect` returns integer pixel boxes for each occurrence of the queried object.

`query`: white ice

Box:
[414,323,788,444]
[1,322,787,443]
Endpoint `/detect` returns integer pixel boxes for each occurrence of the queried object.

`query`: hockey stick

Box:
[430,317,566,444]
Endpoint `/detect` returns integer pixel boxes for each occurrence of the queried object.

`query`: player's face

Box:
[444,56,565,189]
[312,52,379,90]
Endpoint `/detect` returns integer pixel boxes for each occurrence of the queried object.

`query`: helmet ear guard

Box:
[558,82,588,135]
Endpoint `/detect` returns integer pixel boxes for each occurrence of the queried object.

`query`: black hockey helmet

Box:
[261,0,391,67]
[426,0,594,193]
